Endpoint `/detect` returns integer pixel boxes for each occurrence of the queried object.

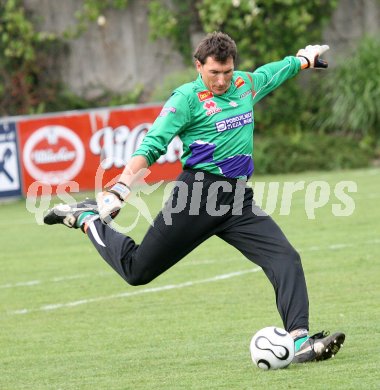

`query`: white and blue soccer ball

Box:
[250,326,295,370]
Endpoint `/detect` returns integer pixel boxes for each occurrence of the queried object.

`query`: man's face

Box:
[196,56,234,95]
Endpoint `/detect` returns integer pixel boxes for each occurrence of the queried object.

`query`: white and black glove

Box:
[96,181,131,223]
[296,44,330,69]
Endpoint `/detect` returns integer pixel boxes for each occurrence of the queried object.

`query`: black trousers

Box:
[87,169,309,332]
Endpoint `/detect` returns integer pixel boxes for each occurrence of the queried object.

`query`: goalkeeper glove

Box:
[96,182,131,223]
[297,44,330,69]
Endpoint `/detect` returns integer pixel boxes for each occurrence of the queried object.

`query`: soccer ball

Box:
[250,326,295,370]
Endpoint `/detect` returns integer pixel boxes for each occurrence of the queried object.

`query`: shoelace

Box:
[309,330,330,340]
[308,330,330,352]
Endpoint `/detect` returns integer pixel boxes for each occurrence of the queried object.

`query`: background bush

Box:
[315,36,380,142]
[253,132,373,174]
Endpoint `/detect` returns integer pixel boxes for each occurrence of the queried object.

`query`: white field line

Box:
[0,260,217,290]
[298,238,380,253]
[2,238,380,291]
[3,237,380,316]
[0,271,110,289]
[7,268,262,316]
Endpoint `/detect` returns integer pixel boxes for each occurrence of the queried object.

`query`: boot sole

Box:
[316,332,345,361]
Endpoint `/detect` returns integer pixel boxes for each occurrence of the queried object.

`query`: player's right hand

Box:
[296,44,330,69]
[96,182,131,223]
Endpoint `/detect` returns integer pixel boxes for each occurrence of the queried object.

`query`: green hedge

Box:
[316,36,380,141]
[253,133,373,174]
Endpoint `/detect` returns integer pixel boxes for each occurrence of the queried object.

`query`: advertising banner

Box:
[0,122,22,198]
[18,112,95,194]
[18,105,182,196]
[88,106,183,185]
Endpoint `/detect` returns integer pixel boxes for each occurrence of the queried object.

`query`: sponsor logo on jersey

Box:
[229,101,238,107]
[240,90,252,99]
[197,90,214,102]
[203,100,222,116]
[234,77,245,88]
[215,111,253,132]
[159,107,177,117]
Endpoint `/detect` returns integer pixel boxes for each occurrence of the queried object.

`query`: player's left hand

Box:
[296,44,330,69]
[96,181,131,223]
[96,191,123,224]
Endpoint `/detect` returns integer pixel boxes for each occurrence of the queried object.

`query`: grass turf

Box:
[0,167,379,389]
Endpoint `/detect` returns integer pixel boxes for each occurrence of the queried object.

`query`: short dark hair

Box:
[193,32,237,65]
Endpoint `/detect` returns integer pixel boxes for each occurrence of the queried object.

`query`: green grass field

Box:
[1,168,379,389]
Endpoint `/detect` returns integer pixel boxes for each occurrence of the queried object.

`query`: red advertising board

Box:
[18,105,183,195]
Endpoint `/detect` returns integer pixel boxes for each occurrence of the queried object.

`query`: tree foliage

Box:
[148,0,200,65]
[68,0,129,37]
[0,0,131,115]
[0,0,58,114]
[148,0,338,69]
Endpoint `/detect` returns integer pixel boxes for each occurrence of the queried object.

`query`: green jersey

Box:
[133,56,301,178]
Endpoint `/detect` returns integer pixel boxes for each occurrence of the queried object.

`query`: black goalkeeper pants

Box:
[87,169,309,332]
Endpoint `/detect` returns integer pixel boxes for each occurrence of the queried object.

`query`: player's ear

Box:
[195,60,202,73]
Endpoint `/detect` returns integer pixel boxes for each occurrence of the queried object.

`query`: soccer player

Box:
[45,32,345,363]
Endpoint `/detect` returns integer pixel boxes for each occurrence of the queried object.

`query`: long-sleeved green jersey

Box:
[133,56,301,178]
